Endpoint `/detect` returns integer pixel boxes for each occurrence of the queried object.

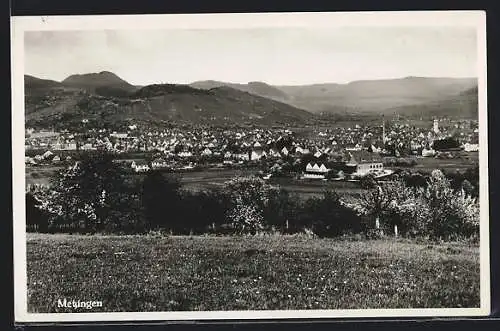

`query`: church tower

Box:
[382,115,386,144]
[433,119,439,134]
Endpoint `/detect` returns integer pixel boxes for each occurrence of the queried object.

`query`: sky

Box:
[24,27,478,86]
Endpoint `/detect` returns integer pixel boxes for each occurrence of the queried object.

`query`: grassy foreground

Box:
[26,233,480,313]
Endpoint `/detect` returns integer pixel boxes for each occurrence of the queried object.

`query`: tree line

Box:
[26,152,480,241]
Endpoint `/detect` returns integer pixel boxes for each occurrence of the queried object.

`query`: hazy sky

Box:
[24,27,478,85]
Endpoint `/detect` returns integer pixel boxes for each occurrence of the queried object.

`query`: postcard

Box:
[11,11,489,322]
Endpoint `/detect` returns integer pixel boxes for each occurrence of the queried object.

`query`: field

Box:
[27,233,480,313]
[25,166,62,186]
[25,152,478,198]
[25,166,365,197]
[410,153,478,172]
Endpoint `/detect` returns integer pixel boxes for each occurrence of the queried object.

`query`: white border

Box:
[11,11,490,323]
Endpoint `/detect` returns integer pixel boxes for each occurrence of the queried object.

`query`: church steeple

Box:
[382,114,386,145]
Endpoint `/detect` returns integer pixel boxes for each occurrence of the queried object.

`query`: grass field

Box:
[26,233,480,313]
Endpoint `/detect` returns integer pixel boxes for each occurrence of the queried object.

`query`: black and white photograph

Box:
[11,11,489,322]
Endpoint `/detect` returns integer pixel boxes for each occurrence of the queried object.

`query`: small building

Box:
[178,151,193,158]
[42,150,54,159]
[463,143,479,152]
[201,148,213,156]
[304,162,330,179]
[422,148,436,157]
[354,162,384,176]
[131,161,150,173]
[250,149,267,161]
[151,159,169,169]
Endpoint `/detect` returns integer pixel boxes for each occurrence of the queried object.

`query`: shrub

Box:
[263,188,301,233]
[141,170,182,231]
[351,170,480,240]
[418,170,479,240]
[299,190,363,237]
[228,197,265,235]
[223,176,275,235]
[360,174,377,189]
[40,151,143,233]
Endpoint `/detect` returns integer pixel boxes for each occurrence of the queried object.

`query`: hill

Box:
[190,80,290,102]
[277,77,478,113]
[190,77,477,117]
[62,71,136,91]
[385,86,479,119]
[25,77,313,129]
[24,75,63,90]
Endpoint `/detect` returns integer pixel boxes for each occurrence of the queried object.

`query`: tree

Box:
[300,190,363,237]
[461,179,474,196]
[26,191,49,233]
[419,169,479,240]
[141,170,181,231]
[47,151,136,233]
[223,176,275,235]
[433,138,460,151]
[228,197,265,235]
[263,188,301,232]
[352,179,427,237]
[360,173,377,189]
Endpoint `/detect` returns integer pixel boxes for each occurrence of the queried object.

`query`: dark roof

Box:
[346,150,382,164]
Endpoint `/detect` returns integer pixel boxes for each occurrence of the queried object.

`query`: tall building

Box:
[382,116,387,144]
[433,119,440,134]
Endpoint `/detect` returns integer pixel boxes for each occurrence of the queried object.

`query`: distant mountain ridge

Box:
[24,72,479,127]
[190,80,290,102]
[192,76,477,113]
[62,71,135,89]
[24,73,313,127]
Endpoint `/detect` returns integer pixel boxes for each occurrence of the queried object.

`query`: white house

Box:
[178,151,193,158]
[251,149,267,161]
[305,162,330,174]
[354,162,384,176]
[151,160,169,169]
[201,148,213,156]
[463,143,479,152]
[422,148,436,157]
[131,161,150,173]
[234,152,250,161]
[268,148,280,158]
[42,150,54,159]
[303,162,330,179]
[80,143,96,151]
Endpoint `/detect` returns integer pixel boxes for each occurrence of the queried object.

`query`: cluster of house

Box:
[25,118,479,174]
[25,150,72,166]
[301,150,390,180]
[311,118,479,157]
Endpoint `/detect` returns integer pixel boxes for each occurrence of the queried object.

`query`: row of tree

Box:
[26,152,480,241]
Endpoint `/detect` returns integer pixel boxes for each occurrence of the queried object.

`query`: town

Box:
[25,116,479,186]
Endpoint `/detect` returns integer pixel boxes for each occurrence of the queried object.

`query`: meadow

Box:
[27,233,480,313]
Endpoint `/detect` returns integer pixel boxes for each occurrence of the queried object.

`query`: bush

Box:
[298,190,364,237]
[180,188,231,234]
[263,188,301,232]
[141,170,182,231]
[351,170,480,240]
[418,170,479,240]
[228,197,265,235]
[223,176,275,235]
[40,151,143,233]
[360,174,377,189]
